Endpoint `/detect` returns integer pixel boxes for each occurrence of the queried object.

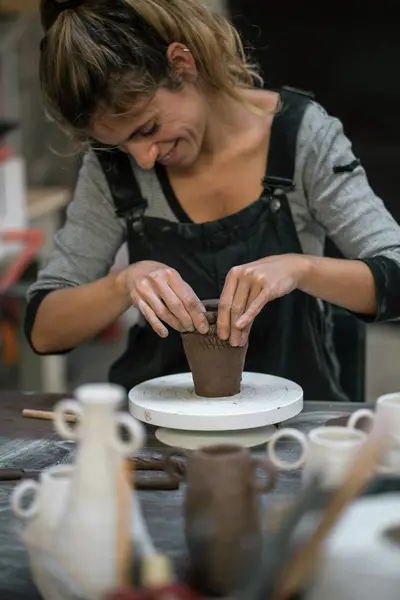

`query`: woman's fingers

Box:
[228,277,251,346]
[134,268,209,334]
[218,267,239,340]
[135,279,187,332]
[160,272,209,334]
[236,288,271,329]
[136,299,169,338]
[239,283,262,346]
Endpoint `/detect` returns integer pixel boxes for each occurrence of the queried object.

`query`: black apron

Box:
[97,87,348,402]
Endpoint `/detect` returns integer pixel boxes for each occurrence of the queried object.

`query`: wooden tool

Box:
[22,409,76,423]
[271,423,388,600]
[0,468,41,481]
[0,468,179,491]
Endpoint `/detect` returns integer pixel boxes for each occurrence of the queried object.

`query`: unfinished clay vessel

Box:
[165,444,275,596]
[181,299,248,397]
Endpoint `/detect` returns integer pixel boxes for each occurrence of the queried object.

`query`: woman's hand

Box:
[119,261,209,338]
[218,254,310,346]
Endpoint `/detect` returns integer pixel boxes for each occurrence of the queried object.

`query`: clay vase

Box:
[51,383,146,600]
[181,299,248,397]
[165,444,275,596]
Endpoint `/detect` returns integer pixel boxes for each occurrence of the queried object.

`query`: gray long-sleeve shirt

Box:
[26,100,400,321]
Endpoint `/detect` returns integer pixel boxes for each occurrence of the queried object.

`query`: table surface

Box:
[0,392,366,598]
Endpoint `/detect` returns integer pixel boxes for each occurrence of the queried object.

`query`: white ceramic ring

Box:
[53,399,82,441]
[11,479,40,519]
[348,409,375,431]
[113,413,146,455]
[268,428,308,470]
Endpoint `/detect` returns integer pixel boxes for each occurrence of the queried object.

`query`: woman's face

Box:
[90,84,208,170]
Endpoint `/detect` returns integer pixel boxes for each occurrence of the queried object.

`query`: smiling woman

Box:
[25,0,400,402]
[39,0,260,142]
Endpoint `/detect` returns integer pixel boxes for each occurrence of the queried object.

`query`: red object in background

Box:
[108,584,203,600]
[0,229,44,365]
[98,320,123,341]
[108,590,149,600]
[0,229,44,293]
[0,147,13,162]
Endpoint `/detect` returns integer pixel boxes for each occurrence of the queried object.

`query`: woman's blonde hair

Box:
[39,0,263,142]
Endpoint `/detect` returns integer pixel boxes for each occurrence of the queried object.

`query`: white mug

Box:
[349,393,400,435]
[268,426,367,489]
[349,392,400,473]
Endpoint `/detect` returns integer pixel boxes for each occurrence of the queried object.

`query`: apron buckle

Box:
[262,175,294,193]
[115,198,148,234]
[269,197,282,213]
[262,176,293,214]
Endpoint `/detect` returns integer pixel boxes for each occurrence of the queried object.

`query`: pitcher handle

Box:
[163,449,188,481]
[113,413,146,456]
[54,399,82,441]
[251,458,276,493]
[11,479,40,519]
[268,428,308,470]
[348,409,375,431]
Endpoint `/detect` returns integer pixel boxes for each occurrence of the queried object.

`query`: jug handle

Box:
[54,400,82,441]
[11,479,40,519]
[348,409,375,431]
[250,458,276,493]
[163,449,188,482]
[113,414,146,455]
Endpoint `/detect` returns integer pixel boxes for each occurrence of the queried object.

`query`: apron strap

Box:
[94,149,148,234]
[263,86,314,194]
[94,148,151,261]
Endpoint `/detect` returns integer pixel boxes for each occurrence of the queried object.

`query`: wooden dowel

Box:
[22,409,76,423]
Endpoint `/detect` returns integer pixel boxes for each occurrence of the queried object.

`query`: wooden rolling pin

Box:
[22,409,76,423]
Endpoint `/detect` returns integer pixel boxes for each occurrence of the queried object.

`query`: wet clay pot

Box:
[181,299,248,398]
[165,444,275,597]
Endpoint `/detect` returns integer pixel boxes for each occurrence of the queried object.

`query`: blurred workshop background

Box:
[0,0,399,401]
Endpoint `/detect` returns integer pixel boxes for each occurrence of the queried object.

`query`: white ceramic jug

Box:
[11,464,73,600]
[52,383,146,600]
[11,464,72,551]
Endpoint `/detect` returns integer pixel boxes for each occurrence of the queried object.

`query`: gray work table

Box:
[0,392,366,598]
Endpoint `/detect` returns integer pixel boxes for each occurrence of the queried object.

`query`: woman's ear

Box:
[167,42,198,82]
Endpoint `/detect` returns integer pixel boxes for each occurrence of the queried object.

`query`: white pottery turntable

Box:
[129,372,303,449]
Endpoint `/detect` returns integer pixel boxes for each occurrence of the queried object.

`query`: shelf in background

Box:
[27,187,70,221]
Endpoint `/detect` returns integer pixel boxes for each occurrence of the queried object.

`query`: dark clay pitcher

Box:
[181,299,248,397]
[165,444,275,596]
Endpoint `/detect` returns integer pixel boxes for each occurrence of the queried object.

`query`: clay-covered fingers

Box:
[236,287,270,330]
[238,284,261,346]
[218,266,247,345]
[136,299,170,338]
[218,266,262,346]
[135,279,187,334]
[217,268,237,342]
[133,267,209,336]
[158,273,209,334]
[227,277,252,347]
